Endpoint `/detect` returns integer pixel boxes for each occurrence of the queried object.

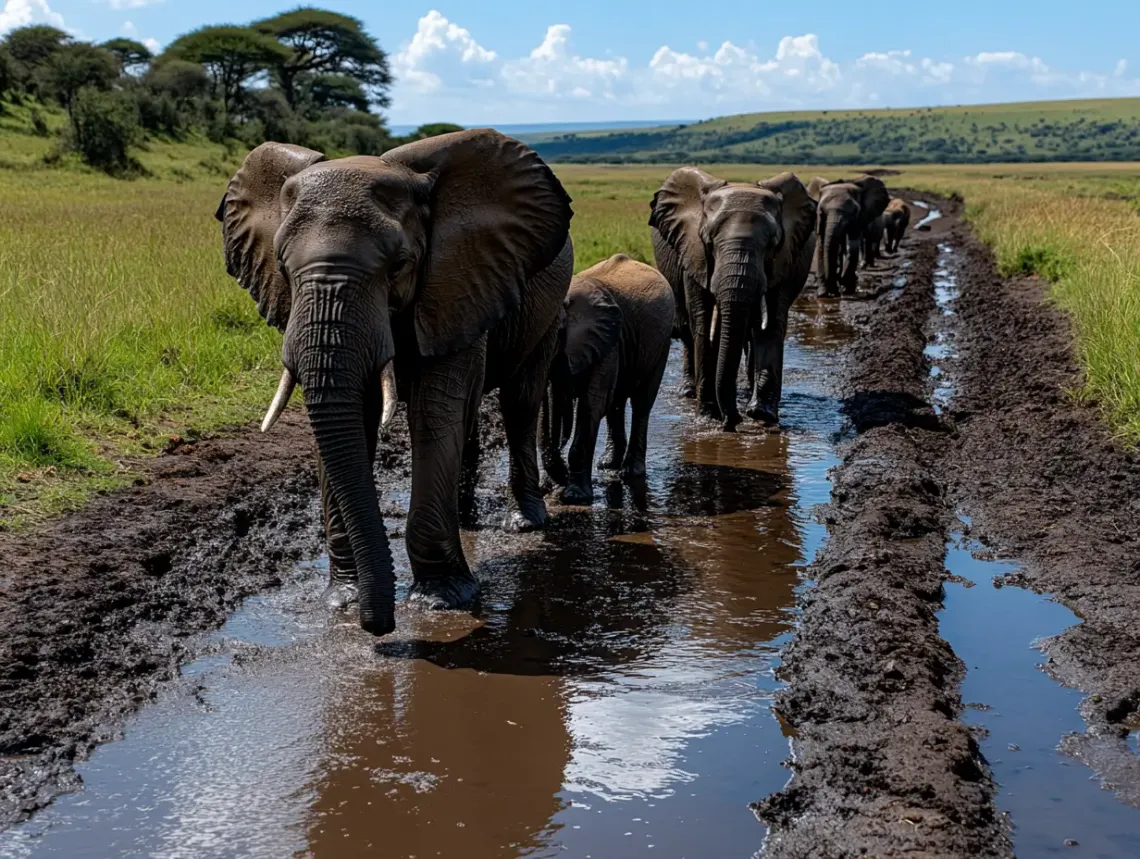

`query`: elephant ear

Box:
[215,142,326,332]
[382,129,573,358]
[853,175,890,226]
[649,167,725,286]
[564,278,622,377]
[758,172,817,285]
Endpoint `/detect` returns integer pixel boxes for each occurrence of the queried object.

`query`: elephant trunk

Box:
[290,274,395,636]
[712,245,763,432]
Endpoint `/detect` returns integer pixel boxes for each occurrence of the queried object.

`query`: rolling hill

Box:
[528,98,1140,164]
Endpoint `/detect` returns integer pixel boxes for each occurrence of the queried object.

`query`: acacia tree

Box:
[253,8,391,109]
[163,26,290,115]
[100,38,153,75]
[38,43,118,117]
[2,25,70,70]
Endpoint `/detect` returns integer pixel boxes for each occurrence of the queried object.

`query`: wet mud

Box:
[5,197,1140,857]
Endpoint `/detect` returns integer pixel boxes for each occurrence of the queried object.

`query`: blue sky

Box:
[4,0,1139,124]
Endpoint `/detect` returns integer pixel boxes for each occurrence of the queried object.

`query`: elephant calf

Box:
[543,254,674,504]
[814,175,889,296]
[884,198,911,253]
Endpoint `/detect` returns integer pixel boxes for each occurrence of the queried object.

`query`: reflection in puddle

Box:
[3,302,852,859]
[926,243,958,414]
[911,199,943,231]
[941,528,1140,857]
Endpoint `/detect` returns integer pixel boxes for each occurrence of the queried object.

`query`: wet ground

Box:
[1,296,853,857]
[5,199,1140,858]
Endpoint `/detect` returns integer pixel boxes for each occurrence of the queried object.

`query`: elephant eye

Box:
[389,256,409,278]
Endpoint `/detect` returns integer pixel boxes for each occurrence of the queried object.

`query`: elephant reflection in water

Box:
[304,521,684,857]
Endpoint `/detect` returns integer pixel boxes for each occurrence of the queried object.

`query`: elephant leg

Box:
[318,381,381,610]
[687,282,718,419]
[678,334,695,399]
[406,338,486,611]
[540,386,569,487]
[500,322,559,533]
[624,354,667,481]
[458,415,481,529]
[842,235,861,295]
[561,352,617,505]
[746,326,786,425]
[598,401,627,471]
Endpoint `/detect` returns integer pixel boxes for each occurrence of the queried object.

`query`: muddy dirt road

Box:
[4,202,1140,858]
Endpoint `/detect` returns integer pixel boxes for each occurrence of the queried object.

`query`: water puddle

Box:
[930,241,1140,855]
[912,199,943,230]
[941,527,1140,857]
[3,299,854,858]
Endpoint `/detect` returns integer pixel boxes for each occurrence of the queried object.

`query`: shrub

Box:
[68,87,141,173]
[29,108,49,136]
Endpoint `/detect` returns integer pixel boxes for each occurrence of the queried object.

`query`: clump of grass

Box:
[0,397,88,469]
[1001,244,1075,282]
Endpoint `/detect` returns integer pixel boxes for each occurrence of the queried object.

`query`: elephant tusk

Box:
[261,368,296,433]
[380,361,398,428]
[760,295,769,331]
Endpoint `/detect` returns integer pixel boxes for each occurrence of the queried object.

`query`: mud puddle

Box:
[931,241,1140,856]
[2,300,854,858]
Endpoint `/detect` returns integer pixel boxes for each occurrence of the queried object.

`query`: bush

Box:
[68,87,141,173]
[29,108,49,136]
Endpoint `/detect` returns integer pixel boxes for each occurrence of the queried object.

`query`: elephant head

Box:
[215,129,573,635]
[649,168,814,430]
[814,175,889,295]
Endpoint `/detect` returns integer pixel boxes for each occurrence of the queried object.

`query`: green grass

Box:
[531,98,1140,164]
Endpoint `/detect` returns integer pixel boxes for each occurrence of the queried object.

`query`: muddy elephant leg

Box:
[500,322,559,533]
[746,315,787,426]
[319,379,381,610]
[687,281,718,419]
[842,234,861,295]
[679,335,695,399]
[598,401,627,471]
[624,355,667,481]
[458,415,481,529]
[406,339,486,611]
[561,352,617,505]
[540,386,570,487]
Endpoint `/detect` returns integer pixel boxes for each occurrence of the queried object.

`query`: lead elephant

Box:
[884,198,911,252]
[813,176,889,297]
[541,254,674,504]
[650,170,816,430]
[215,129,574,636]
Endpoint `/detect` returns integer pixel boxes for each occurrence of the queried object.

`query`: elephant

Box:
[813,175,889,297]
[806,176,830,201]
[541,254,674,505]
[862,213,885,268]
[214,129,574,636]
[650,169,817,430]
[884,198,912,253]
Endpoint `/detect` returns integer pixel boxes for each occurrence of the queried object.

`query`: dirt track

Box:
[3,201,1140,854]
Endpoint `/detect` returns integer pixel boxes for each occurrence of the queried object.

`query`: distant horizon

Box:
[388,119,695,136]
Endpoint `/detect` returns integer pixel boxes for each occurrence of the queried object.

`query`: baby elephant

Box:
[862,214,885,268]
[543,254,675,504]
[884,198,911,253]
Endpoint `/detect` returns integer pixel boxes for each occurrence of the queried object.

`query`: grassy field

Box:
[531,98,1140,164]
[3,137,1140,525]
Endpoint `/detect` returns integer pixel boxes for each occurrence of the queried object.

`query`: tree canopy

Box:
[100,38,154,75]
[253,7,391,108]
[38,44,118,116]
[2,25,70,69]
[163,25,290,112]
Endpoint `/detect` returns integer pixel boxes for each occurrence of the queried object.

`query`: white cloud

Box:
[143,36,160,54]
[387,12,1140,124]
[108,0,165,9]
[0,0,64,35]
[119,17,160,54]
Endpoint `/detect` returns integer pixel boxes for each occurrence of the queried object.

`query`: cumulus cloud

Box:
[394,9,498,93]
[108,0,165,8]
[120,18,160,54]
[0,0,64,35]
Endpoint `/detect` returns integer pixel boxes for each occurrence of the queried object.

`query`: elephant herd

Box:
[214,129,912,636]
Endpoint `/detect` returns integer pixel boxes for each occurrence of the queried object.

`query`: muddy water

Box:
[2,301,852,858]
[931,241,1140,857]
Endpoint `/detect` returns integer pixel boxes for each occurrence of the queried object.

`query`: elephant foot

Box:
[597,455,622,472]
[503,499,548,533]
[621,461,647,481]
[722,411,742,433]
[408,574,480,612]
[322,579,359,611]
[746,400,779,426]
[560,482,593,506]
[678,379,696,399]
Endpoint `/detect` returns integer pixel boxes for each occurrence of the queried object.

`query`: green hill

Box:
[529,98,1140,164]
